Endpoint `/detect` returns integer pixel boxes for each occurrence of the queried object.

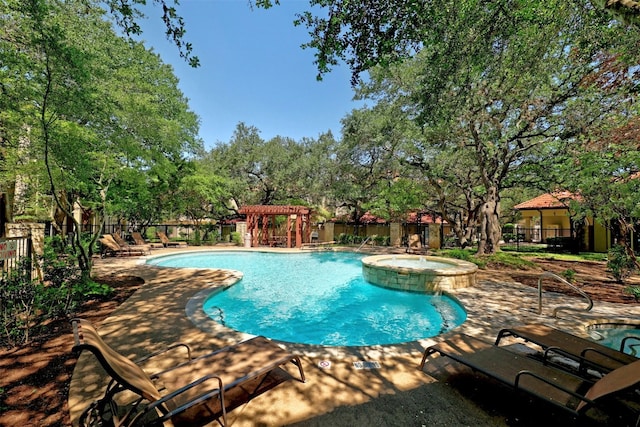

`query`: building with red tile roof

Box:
[514,192,608,252]
[513,191,578,210]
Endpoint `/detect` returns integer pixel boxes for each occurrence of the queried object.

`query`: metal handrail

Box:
[537,271,593,317]
[355,236,372,252]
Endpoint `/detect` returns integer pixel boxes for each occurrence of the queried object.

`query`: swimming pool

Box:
[147,251,467,346]
[588,324,640,356]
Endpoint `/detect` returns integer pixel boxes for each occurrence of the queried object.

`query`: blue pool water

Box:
[590,326,640,357]
[147,251,467,346]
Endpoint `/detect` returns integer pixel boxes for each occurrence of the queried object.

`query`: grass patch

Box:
[534,252,607,262]
[426,247,606,270]
[436,248,542,270]
[482,251,537,269]
[501,245,607,262]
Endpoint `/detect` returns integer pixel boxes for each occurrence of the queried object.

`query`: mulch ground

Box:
[0,274,143,427]
[508,258,639,304]
[0,260,637,427]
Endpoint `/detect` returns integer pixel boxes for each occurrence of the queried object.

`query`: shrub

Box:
[561,269,576,283]
[624,286,640,301]
[607,245,637,283]
[0,258,38,347]
[0,237,113,348]
[487,252,536,269]
[337,233,355,244]
[230,231,242,245]
[446,248,473,261]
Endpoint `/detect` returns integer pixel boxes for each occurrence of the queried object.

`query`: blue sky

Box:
[136,0,363,149]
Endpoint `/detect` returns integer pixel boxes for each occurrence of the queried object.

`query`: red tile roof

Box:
[359,212,388,224]
[405,212,445,224]
[330,211,446,224]
[514,191,578,210]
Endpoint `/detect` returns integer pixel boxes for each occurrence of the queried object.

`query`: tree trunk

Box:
[476,186,502,255]
[616,217,639,268]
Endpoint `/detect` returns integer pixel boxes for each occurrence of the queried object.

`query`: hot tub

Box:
[361,255,478,292]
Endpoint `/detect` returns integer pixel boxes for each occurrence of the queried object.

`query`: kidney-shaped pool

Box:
[147,251,467,346]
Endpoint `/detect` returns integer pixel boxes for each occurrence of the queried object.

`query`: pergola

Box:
[238,205,312,248]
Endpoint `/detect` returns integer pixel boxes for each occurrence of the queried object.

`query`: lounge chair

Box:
[419,333,640,425]
[156,231,188,248]
[131,231,164,249]
[111,233,151,255]
[72,318,305,427]
[99,235,147,257]
[496,324,639,374]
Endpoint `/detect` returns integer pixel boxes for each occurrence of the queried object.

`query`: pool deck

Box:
[69,246,640,426]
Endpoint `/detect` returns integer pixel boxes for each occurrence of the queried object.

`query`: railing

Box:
[355,236,372,252]
[0,236,34,280]
[537,271,593,317]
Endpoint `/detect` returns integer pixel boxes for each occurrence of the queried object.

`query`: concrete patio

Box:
[69,247,640,426]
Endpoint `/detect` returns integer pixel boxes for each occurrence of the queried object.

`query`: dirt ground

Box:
[0,258,637,427]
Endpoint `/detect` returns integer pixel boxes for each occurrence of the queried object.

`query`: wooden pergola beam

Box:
[238,205,312,248]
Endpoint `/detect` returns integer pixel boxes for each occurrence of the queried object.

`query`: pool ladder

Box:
[208,306,226,326]
[356,236,372,252]
[537,271,593,318]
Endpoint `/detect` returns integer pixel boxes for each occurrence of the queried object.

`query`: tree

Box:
[177,167,231,242]
[100,0,199,67]
[562,101,640,266]
[207,123,336,211]
[293,0,640,84]
[318,2,640,254]
[331,102,427,229]
[1,0,201,274]
[95,0,640,72]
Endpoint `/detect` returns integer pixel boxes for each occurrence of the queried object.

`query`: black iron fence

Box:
[44,221,235,246]
[505,227,578,252]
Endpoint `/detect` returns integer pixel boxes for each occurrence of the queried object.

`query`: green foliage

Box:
[502,223,516,242]
[230,232,242,245]
[41,236,112,316]
[372,235,390,246]
[561,269,577,283]
[0,237,113,348]
[624,286,640,301]
[438,249,538,270]
[441,248,474,262]
[0,258,38,347]
[482,252,536,270]
[336,233,371,245]
[1,1,203,275]
[607,245,637,283]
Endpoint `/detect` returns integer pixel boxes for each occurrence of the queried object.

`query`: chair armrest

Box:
[142,374,226,425]
[494,328,516,345]
[620,336,640,354]
[514,370,595,408]
[580,346,631,367]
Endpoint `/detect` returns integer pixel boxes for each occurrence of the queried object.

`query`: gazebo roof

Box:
[238,205,311,215]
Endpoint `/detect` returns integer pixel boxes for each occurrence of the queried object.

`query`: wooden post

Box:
[296,215,302,248]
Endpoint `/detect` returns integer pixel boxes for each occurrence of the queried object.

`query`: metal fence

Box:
[44,221,233,245]
[0,236,34,279]
[504,227,578,252]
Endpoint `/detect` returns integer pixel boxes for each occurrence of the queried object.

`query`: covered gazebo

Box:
[238,205,312,248]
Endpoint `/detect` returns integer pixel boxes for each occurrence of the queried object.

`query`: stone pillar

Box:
[5,222,45,256]
[236,221,247,246]
[428,223,441,249]
[390,222,401,246]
